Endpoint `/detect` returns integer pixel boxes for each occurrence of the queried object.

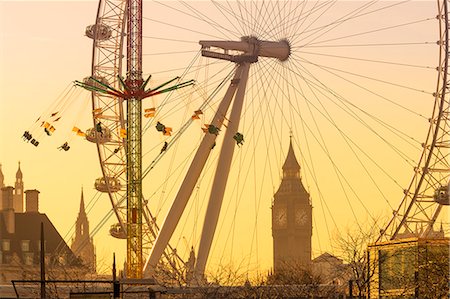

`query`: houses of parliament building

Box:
[0,163,96,282]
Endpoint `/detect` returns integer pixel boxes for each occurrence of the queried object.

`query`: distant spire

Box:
[16,161,23,179]
[72,186,96,273]
[282,138,300,175]
[189,246,195,260]
[79,187,86,216]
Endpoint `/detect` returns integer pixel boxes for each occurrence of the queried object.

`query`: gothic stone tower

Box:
[272,140,312,274]
[13,162,24,213]
[71,188,96,273]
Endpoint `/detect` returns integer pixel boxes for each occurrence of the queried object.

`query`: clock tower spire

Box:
[272,139,312,275]
[13,161,24,212]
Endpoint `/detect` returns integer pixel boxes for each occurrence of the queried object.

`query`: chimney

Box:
[1,186,14,210]
[25,189,40,213]
[1,186,15,234]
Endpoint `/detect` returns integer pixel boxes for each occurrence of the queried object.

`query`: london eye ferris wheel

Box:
[73,0,450,280]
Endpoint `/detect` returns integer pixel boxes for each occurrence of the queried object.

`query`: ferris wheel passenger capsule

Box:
[95,176,122,193]
[433,185,450,205]
[85,126,112,144]
[83,76,109,89]
[85,23,112,40]
[109,223,126,239]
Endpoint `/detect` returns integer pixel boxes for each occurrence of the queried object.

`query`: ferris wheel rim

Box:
[378,0,450,242]
[89,0,127,233]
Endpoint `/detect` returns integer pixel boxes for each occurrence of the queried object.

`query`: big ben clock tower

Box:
[272,139,312,274]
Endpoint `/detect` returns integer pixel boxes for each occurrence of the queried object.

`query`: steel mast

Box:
[126,0,144,278]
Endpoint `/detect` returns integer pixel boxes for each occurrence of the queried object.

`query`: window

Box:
[21,240,30,252]
[23,253,34,265]
[2,240,10,251]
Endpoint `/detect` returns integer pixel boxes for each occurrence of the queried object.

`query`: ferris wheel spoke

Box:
[211,0,248,37]
[273,59,423,214]
[299,56,432,95]
[309,18,434,47]
[297,0,379,46]
[296,50,435,70]
[252,62,375,227]
[181,0,241,39]
[278,58,421,163]
[290,53,428,123]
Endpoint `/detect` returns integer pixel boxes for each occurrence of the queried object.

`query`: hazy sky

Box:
[1,0,448,277]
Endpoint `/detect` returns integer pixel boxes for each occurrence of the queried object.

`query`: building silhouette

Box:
[71,188,96,273]
[0,163,87,283]
[272,139,312,275]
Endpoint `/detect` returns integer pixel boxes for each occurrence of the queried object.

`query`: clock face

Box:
[295,209,307,226]
[273,206,287,228]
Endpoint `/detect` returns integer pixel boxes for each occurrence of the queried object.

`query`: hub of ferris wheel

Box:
[199,36,291,63]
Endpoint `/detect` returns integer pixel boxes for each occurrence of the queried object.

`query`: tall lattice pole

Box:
[126,0,143,278]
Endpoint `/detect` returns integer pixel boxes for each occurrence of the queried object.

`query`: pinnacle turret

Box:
[282,139,300,178]
[79,187,86,217]
[16,161,23,179]
[14,162,24,212]
[274,138,309,200]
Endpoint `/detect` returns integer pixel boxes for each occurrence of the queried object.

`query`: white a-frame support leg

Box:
[144,64,247,275]
[194,62,250,279]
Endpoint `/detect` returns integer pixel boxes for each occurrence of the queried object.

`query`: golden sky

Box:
[1,0,448,277]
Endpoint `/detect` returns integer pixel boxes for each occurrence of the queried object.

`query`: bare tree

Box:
[416,242,449,298]
[335,217,386,298]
